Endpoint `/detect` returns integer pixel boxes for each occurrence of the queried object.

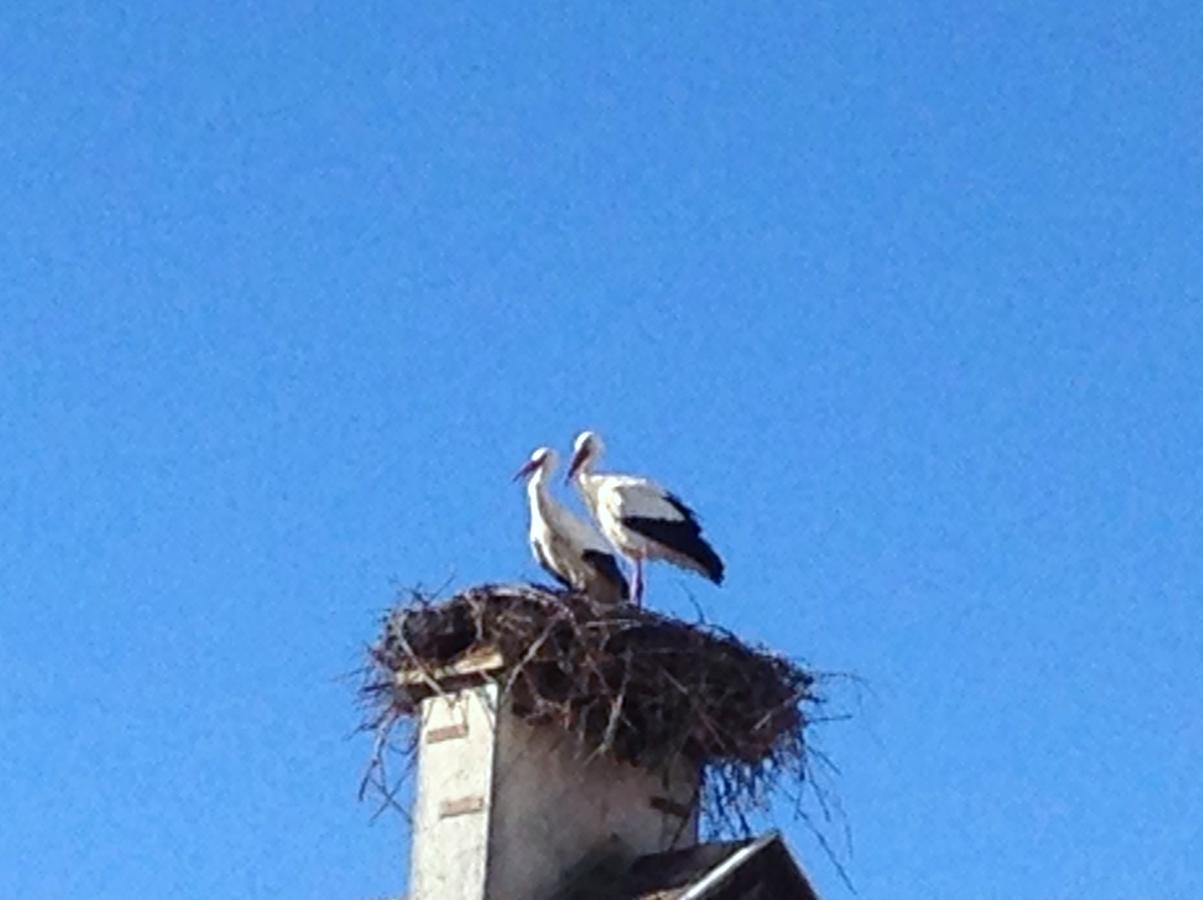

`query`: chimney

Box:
[366,586,820,899]
[402,647,698,900]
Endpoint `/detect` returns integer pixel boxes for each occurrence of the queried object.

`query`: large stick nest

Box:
[360,583,827,835]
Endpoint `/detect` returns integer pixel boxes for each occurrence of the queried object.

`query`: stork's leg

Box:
[633,557,644,607]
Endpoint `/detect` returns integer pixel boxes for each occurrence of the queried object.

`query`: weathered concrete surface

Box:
[407,673,697,900]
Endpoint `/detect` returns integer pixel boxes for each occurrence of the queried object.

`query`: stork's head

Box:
[566,430,603,481]
[513,446,556,482]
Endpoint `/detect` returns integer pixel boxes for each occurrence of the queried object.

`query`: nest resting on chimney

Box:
[359,583,830,835]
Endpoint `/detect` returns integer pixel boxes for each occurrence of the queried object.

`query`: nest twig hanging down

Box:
[359,583,827,835]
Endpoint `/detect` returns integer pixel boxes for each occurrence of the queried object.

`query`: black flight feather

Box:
[621,515,725,584]
[663,492,700,521]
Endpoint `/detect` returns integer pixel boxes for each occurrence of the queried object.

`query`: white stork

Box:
[514,446,630,605]
[566,430,724,605]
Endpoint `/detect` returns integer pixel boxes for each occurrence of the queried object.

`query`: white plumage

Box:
[567,431,724,605]
[514,446,629,605]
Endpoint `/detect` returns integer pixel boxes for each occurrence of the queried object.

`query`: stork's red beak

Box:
[513,458,541,482]
[566,447,587,483]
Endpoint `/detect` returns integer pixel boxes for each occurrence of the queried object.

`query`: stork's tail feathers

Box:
[622,516,725,585]
[690,540,725,585]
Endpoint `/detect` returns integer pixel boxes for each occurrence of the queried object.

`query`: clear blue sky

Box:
[1,3,1200,898]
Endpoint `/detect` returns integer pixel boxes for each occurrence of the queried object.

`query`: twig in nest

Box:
[360,583,836,851]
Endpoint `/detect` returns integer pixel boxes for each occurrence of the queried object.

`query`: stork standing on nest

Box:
[514,446,630,606]
[566,430,724,605]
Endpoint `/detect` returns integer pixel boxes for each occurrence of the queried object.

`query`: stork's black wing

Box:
[621,491,724,585]
[581,549,631,601]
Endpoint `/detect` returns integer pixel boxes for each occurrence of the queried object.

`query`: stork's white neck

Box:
[526,462,557,519]
[571,466,604,516]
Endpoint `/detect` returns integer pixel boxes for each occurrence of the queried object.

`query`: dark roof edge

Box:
[678,831,779,899]
[681,830,819,900]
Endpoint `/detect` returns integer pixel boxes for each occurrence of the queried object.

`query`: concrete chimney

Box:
[403,647,698,900]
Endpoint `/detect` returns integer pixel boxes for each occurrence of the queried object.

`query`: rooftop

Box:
[553,831,819,900]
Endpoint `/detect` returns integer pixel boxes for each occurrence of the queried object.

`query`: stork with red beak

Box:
[514,446,630,606]
[566,431,724,605]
